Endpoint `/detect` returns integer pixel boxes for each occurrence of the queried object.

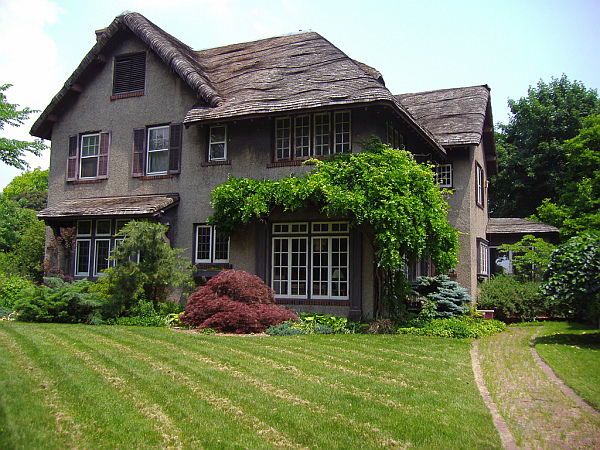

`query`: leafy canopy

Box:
[0,84,46,170]
[209,137,458,273]
[490,75,600,218]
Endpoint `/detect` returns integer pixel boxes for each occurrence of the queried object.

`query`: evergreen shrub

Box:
[414,275,471,318]
[478,274,545,321]
[0,273,34,308]
[181,270,297,333]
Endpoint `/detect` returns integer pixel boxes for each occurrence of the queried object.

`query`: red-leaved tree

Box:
[180,270,297,333]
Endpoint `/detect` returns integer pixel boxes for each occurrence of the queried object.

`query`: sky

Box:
[1,0,599,190]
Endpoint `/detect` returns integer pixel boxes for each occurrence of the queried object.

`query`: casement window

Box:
[195,225,229,263]
[74,219,132,278]
[132,123,182,177]
[208,125,227,161]
[435,164,453,188]
[274,111,351,161]
[66,132,110,181]
[478,239,489,277]
[113,52,146,97]
[476,163,485,207]
[271,221,349,300]
[386,122,403,149]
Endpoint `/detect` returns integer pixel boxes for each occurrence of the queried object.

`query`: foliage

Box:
[413,275,472,319]
[533,114,600,238]
[0,197,40,252]
[541,233,600,325]
[498,234,555,281]
[1,167,48,210]
[0,84,46,170]
[477,275,545,321]
[42,226,76,281]
[13,277,103,324]
[103,221,193,317]
[181,269,297,333]
[0,273,35,308]
[397,316,506,339]
[490,75,600,218]
[366,318,397,334]
[209,137,458,316]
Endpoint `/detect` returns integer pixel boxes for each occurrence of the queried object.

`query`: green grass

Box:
[0,322,502,449]
[534,321,600,408]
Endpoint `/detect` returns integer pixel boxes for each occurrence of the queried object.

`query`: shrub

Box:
[397,316,506,339]
[13,277,103,324]
[478,275,546,321]
[366,318,396,334]
[0,273,35,308]
[181,270,297,333]
[266,321,304,336]
[414,275,471,318]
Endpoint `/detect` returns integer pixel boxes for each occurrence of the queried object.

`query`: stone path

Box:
[473,326,600,449]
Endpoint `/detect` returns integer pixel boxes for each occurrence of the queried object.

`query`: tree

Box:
[0,84,46,170]
[209,138,459,316]
[103,221,193,317]
[498,235,555,282]
[1,167,48,210]
[489,75,600,218]
[541,233,600,327]
[533,114,600,238]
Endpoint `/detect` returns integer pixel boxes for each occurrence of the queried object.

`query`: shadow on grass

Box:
[535,330,600,350]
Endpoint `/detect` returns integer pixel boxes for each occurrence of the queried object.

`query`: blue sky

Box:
[1,0,599,189]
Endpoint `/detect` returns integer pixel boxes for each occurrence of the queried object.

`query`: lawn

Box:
[534,321,600,409]
[0,322,502,449]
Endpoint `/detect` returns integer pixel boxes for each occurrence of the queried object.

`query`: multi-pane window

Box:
[195,225,229,263]
[67,132,110,181]
[476,163,485,207]
[274,111,351,161]
[478,239,489,276]
[435,164,453,188]
[75,220,92,277]
[94,240,111,276]
[80,134,100,178]
[271,222,349,300]
[147,126,170,175]
[113,52,146,96]
[209,125,227,161]
[386,122,403,149]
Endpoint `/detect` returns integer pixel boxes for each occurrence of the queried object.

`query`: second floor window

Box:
[435,164,453,188]
[209,125,227,161]
[132,124,182,177]
[147,126,169,175]
[66,132,110,182]
[274,111,351,161]
[113,52,146,97]
[476,163,485,207]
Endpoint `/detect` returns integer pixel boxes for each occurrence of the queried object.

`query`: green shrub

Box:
[266,321,304,336]
[0,273,35,308]
[414,275,472,318]
[397,316,506,339]
[478,274,546,321]
[13,277,103,324]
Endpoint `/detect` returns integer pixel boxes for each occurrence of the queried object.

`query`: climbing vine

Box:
[209,137,458,315]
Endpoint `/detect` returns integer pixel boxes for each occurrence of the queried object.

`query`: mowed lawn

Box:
[0,322,502,449]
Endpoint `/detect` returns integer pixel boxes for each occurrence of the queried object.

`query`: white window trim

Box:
[146,125,170,175]
[194,225,230,263]
[77,220,92,237]
[75,239,91,277]
[311,235,349,300]
[275,117,291,160]
[271,236,308,299]
[79,133,100,179]
[436,164,453,188]
[333,111,351,153]
[476,163,485,207]
[478,240,489,276]
[96,219,112,236]
[209,125,227,161]
[93,239,111,277]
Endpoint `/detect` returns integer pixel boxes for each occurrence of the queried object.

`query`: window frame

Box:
[435,164,453,188]
[112,52,146,97]
[79,133,100,179]
[194,225,230,264]
[67,132,110,182]
[476,162,485,207]
[75,239,91,277]
[93,239,111,277]
[477,238,490,277]
[146,125,170,175]
[208,125,228,162]
[132,124,182,177]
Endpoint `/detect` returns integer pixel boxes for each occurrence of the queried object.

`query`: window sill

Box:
[275,298,350,307]
[110,91,144,100]
[138,174,174,180]
[201,160,231,167]
[267,159,317,168]
[68,179,105,184]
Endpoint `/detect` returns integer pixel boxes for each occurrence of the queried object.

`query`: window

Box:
[274,111,351,161]
[93,240,111,276]
[66,132,110,181]
[75,239,91,276]
[271,221,349,300]
[476,163,485,207]
[209,125,227,161]
[132,124,182,177]
[386,122,403,149]
[435,164,453,188]
[195,225,229,263]
[113,52,146,97]
[478,239,489,276]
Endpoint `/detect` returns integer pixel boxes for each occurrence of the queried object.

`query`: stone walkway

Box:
[473,326,600,449]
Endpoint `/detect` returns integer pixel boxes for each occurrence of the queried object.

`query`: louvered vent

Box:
[113,52,146,95]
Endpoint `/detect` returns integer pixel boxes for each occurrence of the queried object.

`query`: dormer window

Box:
[112,52,146,98]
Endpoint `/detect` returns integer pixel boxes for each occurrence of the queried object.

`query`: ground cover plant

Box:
[0,321,502,449]
[534,321,600,408]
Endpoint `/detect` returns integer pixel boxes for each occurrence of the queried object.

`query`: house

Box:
[32,12,502,319]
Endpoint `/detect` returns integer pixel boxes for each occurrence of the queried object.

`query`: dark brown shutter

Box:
[97,132,110,178]
[113,52,146,95]
[168,123,182,174]
[66,135,78,181]
[132,128,146,177]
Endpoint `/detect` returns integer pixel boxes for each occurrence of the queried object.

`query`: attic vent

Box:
[112,52,146,96]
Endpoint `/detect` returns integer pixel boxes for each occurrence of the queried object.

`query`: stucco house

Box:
[32,12,503,319]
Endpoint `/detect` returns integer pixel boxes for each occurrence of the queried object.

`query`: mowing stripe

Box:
[0,328,82,448]
[117,329,412,449]
[471,339,518,450]
[36,327,186,450]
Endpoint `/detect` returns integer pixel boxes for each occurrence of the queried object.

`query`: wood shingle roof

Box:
[487,218,559,235]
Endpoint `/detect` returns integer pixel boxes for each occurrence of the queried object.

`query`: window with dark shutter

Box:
[168,124,182,174]
[113,52,146,96]
[66,135,78,181]
[132,128,146,177]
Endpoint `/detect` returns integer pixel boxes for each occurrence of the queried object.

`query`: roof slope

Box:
[395,86,491,147]
[487,218,559,235]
